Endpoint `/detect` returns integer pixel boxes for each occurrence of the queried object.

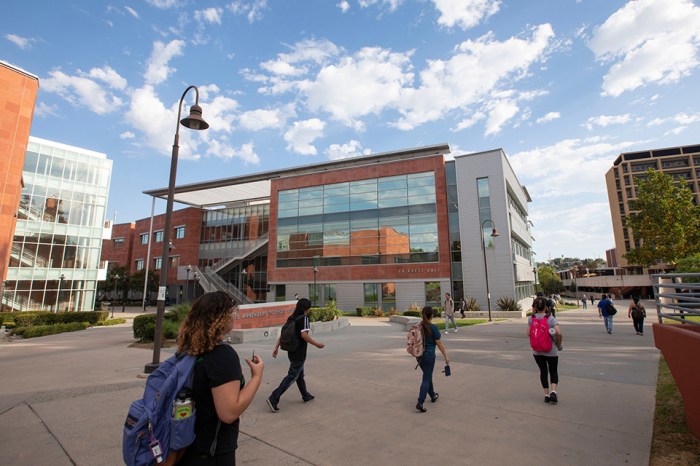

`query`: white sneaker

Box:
[454,329,458,333]
[444,331,449,335]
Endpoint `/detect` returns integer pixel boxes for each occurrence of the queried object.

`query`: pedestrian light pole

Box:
[186,264,191,303]
[480,219,500,322]
[57,273,65,313]
[112,273,119,319]
[145,85,209,374]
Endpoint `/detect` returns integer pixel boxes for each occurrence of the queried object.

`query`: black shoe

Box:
[544,395,551,403]
[549,392,558,403]
[266,398,279,413]
[303,395,315,403]
[416,403,426,413]
[430,393,439,403]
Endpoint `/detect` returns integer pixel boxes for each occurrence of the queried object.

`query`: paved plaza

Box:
[0,302,660,465]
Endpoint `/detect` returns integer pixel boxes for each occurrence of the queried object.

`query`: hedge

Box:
[13,311,108,327]
[12,322,90,338]
[133,312,181,342]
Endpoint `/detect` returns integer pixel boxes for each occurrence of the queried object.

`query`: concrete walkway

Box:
[0,301,660,465]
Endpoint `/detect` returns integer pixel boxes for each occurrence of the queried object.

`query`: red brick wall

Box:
[0,64,38,281]
[268,155,451,283]
[130,207,201,283]
[101,222,135,269]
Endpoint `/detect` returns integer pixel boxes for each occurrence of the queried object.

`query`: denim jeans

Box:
[604,315,614,333]
[417,355,436,404]
[269,359,310,403]
[445,315,456,331]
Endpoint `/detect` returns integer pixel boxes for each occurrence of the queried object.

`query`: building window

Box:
[154,230,163,242]
[140,233,148,245]
[364,283,379,307]
[169,256,179,268]
[477,177,494,248]
[174,226,185,239]
[275,284,286,301]
[154,257,162,270]
[135,259,144,270]
[381,282,395,312]
[113,237,125,248]
[425,282,440,307]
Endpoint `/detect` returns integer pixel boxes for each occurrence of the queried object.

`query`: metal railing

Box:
[192,266,217,294]
[11,244,48,268]
[200,266,252,304]
[209,234,269,273]
[652,273,700,325]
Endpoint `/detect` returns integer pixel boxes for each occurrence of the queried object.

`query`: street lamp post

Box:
[571,268,579,305]
[112,273,119,319]
[186,264,191,303]
[192,271,198,300]
[145,85,209,374]
[240,269,247,298]
[312,266,318,307]
[57,274,65,313]
[480,219,500,322]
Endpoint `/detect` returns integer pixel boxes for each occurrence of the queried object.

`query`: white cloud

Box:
[337,1,350,13]
[536,111,560,124]
[647,112,700,126]
[120,131,136,139]
[239,105,294,131]
[195,7,223,24]
[484,99,518,136]
[259,38,341,78]
[5,33,34,49]
[199,95,239,133]
[358,0,403,12]
[584,113,632,130]
[34,102,60,118]
[87,66,128,90]
[453,112,485,131]
[144,40,185,85]
[588,0,700,96]
[325,140,371,160]
[145,0,179,8]
[206,140,261,164]
[124,6,139,18]
[432,0,501,30]
[41,70,124,115]
[283,118,326,155]
[228,0,268,23]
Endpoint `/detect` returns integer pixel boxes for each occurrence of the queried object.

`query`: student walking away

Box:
[416,306,449,413]
[528,297,562,404]
[628,297,647,335]
[597,294,616,334]
[547,294,557,317]
[590,296,595,306]
[178,291,264,465]
[267,298,324,412]
[443,293,457,334]
[581,294,588,309]
[459,297,467,318]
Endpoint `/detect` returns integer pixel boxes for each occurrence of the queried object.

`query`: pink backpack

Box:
[406,323,425,358]
[530,315,552,352]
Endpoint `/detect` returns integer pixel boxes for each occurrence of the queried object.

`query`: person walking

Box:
[528,296,562,404]
[581,294,588,309]
[590,295,595,306]
[597,294,615,334]
[459,296,467,318]
[177,291,264,465]
[416,306,449,413]
[267,298,324,412]
[443,292,457,334]
[628,297,647,335]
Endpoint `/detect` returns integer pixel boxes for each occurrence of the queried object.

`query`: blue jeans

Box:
[417,355,436,404]
[269,359,311,403]
[604,315,614,333]
[445,315,456,331]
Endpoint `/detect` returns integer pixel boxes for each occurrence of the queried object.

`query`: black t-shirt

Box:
[191,344,243,455]
[287,315,310,362]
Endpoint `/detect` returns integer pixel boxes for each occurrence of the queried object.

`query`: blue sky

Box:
[3,0,700,262]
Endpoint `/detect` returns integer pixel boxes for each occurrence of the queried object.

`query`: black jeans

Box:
[533,355,559,389]
[632,317,644,334]
[269,359,311,403]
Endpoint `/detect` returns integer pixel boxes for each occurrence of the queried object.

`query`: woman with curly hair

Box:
[416,306,449,413]
[178,291,264,465]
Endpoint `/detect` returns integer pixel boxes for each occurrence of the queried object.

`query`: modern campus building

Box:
[106,144,536,313]
[3,136,112,311]
[0,61,39,286]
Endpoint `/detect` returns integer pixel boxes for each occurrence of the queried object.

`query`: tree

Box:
[624,170,700,267]
[537,265,563,295]
[129,269,159,303]
[676,253,700,283]
[97,264,129,302]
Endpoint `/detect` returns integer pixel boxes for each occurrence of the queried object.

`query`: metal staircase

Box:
[193,266,252,304]
[209,234,269,274]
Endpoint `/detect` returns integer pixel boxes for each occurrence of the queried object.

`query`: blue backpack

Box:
[123,352,197,465]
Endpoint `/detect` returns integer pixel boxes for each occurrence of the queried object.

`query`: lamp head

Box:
[180,104,209,130]
[490,227,500,238]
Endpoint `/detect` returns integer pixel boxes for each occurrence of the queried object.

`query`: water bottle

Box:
[173,390,193,420]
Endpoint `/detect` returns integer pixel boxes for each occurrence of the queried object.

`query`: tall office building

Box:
[605,143,700,269]
[4,137,112,311]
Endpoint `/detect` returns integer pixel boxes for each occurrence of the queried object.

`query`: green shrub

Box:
[309,301,343,322]
[388,307,398,316]
[13,311,106,327]
[372,307,384,317]
[496,296,522,312]
[133,311,184,341]
[133,314,157,340]
[463,297,481,313]
[12,322,90,338]
[403,310,421,317]
[94,318,126,326]
[167,304,191,322]
[355,306,374,317]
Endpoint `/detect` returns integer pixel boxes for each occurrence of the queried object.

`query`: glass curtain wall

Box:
[4,138,111,312]
[276,172,438,268]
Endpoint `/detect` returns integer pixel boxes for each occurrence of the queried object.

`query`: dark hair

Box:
[533,297,547,312]
[421,306,433,334]
[177,291,234,356]
[602,294,607,299]
[293,298,312,316]
[632,296,640,304]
